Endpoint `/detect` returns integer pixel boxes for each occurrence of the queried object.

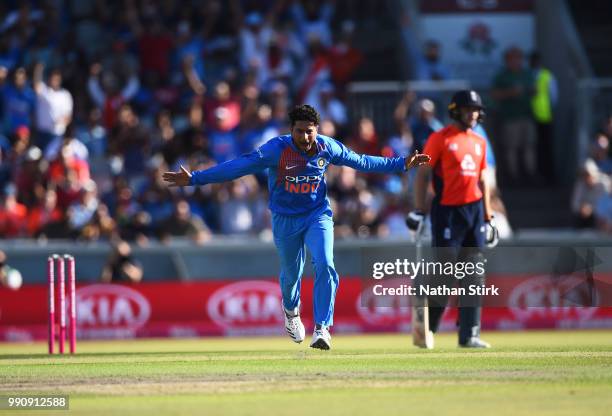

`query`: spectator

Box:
[411,99,443,151]
[13,145,45,207]
[0,144,11,192]
[120,210,153,246]
[589,134,612,175]
[101,40,140,92]
[87,62,140,130]
[0,37,20,71]
[134,18,174,79]
[529,51,558,183]
[75,108,107,158]
[239,11,274,75]
[0,65,8,130]
[0,250,22,290]
[239,104,279,154]
[328,20,363,91]
[259,34,295,92]
[107,104,150,178]
[595,189,612,233]
[571,160,610,229]
[204,81,241,132]
[8,125,32,165]
[0,184,28,238]
[173,20,206,83]
[296,33,331,104]
[603,115,612,142]
[290,0,335,48]
[208,107,240,164]
[101,240,143,283]
[177,102,209,161]
[44,124,88,162]
[389,92,416,159]
[157,199,211,245]
[3,67,36,135]
[394,94,443,153]
[416,40,451,81]
[47,142,90,187]
[306,81,347,130]
[348,117,380,156]
[217,179,257,235]
[27,188,63,237]
[490,190,513,239]
[81,203,117,242]
[67,179,98,233]
[491,46,537,184]
[32,62,73,151]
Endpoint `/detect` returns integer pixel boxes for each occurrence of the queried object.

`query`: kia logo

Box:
[207,281,283,328]
[75,284,151,329]
[508,275,598,321]
[356,282,411,324]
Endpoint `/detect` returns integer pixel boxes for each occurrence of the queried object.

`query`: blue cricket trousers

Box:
[430,198,486,344]
[272,205,339,327]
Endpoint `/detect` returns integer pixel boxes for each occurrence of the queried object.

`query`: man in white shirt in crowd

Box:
[33,61,73,151]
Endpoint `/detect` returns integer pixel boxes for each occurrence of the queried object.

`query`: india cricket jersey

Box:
[189,134,407,215]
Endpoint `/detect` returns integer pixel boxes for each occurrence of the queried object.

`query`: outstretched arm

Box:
[330,139,429,172]
[163,146,273,187]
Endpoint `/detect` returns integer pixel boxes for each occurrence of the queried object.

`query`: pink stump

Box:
[58,256,66,354]
[67,255,77,354]
[47,256,55,355]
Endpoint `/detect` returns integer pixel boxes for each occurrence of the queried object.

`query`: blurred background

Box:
[0,0,611,339]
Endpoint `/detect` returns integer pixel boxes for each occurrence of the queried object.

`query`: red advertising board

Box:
[1,277,612,342]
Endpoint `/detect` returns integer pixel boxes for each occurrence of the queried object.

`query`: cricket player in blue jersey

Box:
[163,105,430,349]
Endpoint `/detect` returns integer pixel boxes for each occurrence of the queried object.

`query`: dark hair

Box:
[49,68,62,77]
[288,104,320,127]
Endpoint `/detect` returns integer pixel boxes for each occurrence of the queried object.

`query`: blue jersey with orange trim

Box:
[423,125,487,206]
[189,134,407,215]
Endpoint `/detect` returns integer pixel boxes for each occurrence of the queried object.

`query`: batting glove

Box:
[485,218,499,248]
[406,211,425,232]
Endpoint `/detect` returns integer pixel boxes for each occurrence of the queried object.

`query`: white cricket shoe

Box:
[284,309,305,343]
[310,326,331,350]
[459,337,491,348]
[412,307,434,349]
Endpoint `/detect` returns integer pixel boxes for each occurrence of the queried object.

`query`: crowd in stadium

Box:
[0,0,398,243]
[0,0,610,242]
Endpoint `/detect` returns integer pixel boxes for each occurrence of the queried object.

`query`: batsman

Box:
[407,90,499,349]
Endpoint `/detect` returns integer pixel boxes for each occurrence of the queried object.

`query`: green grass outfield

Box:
[1,330,612,416]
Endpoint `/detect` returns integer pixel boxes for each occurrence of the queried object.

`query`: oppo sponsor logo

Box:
[76,284,151,329]
[207,281,283,328]
[508,275,598,321]
[356,283,411,324]
[284,175,322,183]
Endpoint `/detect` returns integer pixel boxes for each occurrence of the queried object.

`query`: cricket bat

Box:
[412,221,434,349]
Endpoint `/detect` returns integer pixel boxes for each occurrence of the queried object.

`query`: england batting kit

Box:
[423,124,488,344]
[189,134,409,327]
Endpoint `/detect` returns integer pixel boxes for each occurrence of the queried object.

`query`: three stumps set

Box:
[47,254,77,354]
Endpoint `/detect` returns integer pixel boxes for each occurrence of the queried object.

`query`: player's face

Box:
[458,106,480,129]
[291,121,318,153]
